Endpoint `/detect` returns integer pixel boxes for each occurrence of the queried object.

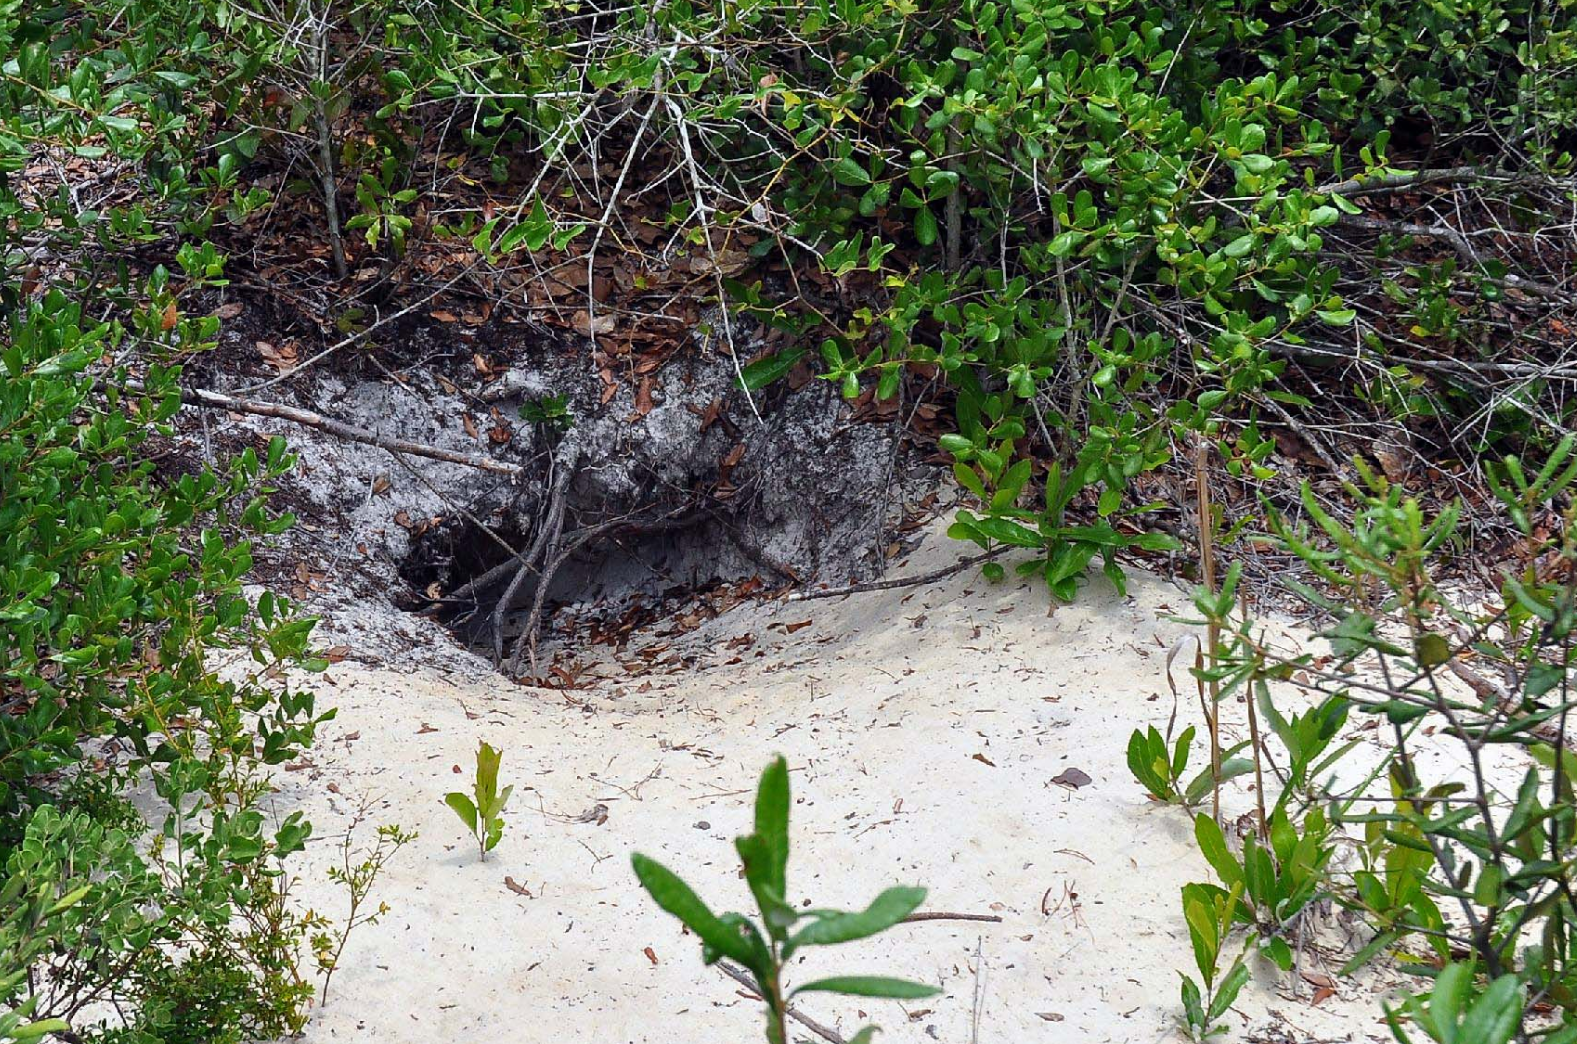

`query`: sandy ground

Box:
[274,525,1446,1044]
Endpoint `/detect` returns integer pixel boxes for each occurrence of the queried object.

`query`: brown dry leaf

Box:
[504,876,532,898]
[432,310,459,323]
[784,619,812,634]
[972,753,997,767]
[1036,1014,1065,1022]
[371,475,392,496]
[643,946,658,966]
[1311,986,1335,1006]
[1051,767,1093,789]
[256,340,298,372]
[573,310,617,337]
[632,377,655,419]
[462,413,480,439]
[690,249,751,277]
[324,645,351,663]
[417,723,439,734]
[161,299,179,330]
[488,422,513,445]
[215,301,244,320]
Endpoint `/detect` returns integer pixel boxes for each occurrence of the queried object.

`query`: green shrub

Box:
[0,284,330,1038]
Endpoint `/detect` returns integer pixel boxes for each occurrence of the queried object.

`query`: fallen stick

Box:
[787,547,1008,602]
[717,962,848,1044]
[110,380,524,477]
[902,911,1004,925]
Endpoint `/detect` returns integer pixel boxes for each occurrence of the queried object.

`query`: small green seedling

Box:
[1179,880,1251,1041]
[445,741,512,860]
[632,756,940,1044]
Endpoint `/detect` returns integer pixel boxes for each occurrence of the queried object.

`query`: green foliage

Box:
[1179,880,1251,1041]
[632,756,938,1044]
[312,821,417,1004]
[445,742,512,861]
[1127,725,1255,807]
[1384,964,1544,1044]
[17,0,1575,595]
[518,395,574,432]
[1151,435,1577,1039]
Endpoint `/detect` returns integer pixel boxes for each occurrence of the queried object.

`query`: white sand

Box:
[279,526,1418,1043]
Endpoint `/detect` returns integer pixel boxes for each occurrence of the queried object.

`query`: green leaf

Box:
[848,1029,880,1044]
[1180,974,1205,1030]
[630,853,757,966]
[831,158,871,186]
[476,742,502,804]
[753,756,790,899]
[914,206,938,246]
[444,793,477,834]
[738,349,804,391]
[1194,813,1242,886]
[788,886,926,953]
[1415,633,1451,668]
[1048,230,1082,258]
[972,516,1041,548]
[791,976,939,999]
[1206,960,1250,1022]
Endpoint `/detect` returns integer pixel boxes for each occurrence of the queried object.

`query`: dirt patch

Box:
[192,305,941,673]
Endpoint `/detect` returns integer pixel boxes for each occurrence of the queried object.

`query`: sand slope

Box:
[281,530,1399,1043]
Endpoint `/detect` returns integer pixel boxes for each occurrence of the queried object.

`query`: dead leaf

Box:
[972,753,997,767]
[215,302,244,320]
[324,645,351,663]
[573,803,610,825]
[643,946,658,966]
[1036,1013,1065,1022]
[161,299,179,330]
[504,876,532,898]
[1051,768,1092,789]
[784,619,812,634]
[256,339,298,372]
[462,413,479,439]
[573,310,617,337]
[632,377,655,419]
[417,723,438,734]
